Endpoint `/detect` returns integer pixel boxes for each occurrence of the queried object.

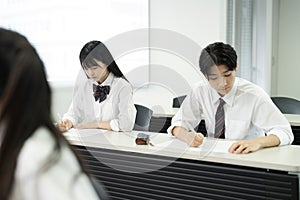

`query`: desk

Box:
[66,130,300,200]
[285,114,300,126]
[151,112,300,145]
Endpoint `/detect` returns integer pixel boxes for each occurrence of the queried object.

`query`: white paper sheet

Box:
[63,128,107,138]
[155,138,235,153]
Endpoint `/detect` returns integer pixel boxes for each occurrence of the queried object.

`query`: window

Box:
[226,0,272,93]
[0,0,149,85]
[227,0,254,81]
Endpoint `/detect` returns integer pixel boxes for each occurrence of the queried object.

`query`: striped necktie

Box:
[215,98,225,138]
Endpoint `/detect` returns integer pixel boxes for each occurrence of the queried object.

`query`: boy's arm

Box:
[228,134,280,154]
[172,126,204,147]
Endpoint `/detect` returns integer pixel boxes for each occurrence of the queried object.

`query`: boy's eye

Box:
[224,73,232,77]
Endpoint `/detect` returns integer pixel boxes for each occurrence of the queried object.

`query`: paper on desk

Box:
[155,138,235,153]
[63,128,107,138]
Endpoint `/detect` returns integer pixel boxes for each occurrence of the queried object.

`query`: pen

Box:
[185,121,206,146]
[185,121,197,135]
[57,113,62,122]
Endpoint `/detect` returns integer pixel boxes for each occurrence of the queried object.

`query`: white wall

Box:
[276,0,300,99]
[138,0,227,112]
[51,83,73,121]
[49,0,300,117]
[51,0,227,115]
[149,0,226,48]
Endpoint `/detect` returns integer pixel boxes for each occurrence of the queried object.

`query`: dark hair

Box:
[0,29,20,98]
[79,40,126,79]
[199,42,237,76]
[0,28,88,199]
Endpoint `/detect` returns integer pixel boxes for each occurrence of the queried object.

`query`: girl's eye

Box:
[209,76,217,80]
[224,73,232,77]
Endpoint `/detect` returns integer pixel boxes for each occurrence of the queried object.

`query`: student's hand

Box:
[172,126,204,147]
[228,134,281,154]
[57,119,73,132]
[187,132,205,147]
[228,140,261,154]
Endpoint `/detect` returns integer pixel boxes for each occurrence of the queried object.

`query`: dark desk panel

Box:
[149,116,172,133]
[292,126,300,145]
[149,116,207,135]
[75,145,299,200]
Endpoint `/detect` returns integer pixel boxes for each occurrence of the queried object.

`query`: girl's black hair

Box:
[0,28,89,199]
[79,40,126,79]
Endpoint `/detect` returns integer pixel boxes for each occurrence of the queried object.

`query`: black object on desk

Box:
[135,133,150,145]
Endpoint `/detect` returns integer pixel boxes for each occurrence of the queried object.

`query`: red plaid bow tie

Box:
[93,84,110,103]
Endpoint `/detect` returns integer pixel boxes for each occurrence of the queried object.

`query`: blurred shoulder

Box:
[112,75,133,90]
[237,77,269,96]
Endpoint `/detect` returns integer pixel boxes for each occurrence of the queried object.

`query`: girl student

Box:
[57,41,136,132]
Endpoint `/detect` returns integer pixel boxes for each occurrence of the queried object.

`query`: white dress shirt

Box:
[10,127,99,200]
[64,72,136,131]
[167,77,294,145]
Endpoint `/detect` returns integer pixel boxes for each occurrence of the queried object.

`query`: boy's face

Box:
[207,64,237,97]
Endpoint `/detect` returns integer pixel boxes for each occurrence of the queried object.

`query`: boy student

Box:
[168,42,293,154]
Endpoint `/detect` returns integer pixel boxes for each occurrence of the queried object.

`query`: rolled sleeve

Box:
[110,119,120,132]
[266,126,294,146]
[253,97,294,146]
[167,88,202,136]
[167,120,192,137]
[111,83,136,132]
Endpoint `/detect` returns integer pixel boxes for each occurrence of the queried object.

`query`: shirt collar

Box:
[223,77,238,107]
[211,87,221,105]
[92,72,113,86]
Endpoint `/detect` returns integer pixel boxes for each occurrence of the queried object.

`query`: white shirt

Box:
[10,127,99,200]
[167,77,294,145]
[64,72,136,131]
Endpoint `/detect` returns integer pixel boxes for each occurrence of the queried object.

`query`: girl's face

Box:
[84,60,109,83]
[207,64,237,97]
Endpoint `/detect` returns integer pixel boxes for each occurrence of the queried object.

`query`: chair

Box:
[133,104,153,131]
[271,97,300,114]
[172,95,187,108]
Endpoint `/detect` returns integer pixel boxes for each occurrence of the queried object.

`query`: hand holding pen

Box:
[56,113,73,132]
[187,126,204,147]
[172,126,204,147]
